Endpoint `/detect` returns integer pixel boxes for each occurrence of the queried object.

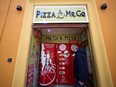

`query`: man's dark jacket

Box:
[74,48,88,81]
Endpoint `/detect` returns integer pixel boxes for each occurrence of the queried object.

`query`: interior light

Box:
[48,29,51,32]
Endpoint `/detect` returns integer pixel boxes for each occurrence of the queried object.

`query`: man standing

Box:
[73,46,88,87]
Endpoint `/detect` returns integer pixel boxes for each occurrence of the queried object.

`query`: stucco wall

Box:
[95,0,116,86]
[0,0,115,87]
[0,0,25,87]
[12,0,113,87]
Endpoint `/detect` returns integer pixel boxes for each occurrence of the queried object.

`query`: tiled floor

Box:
[40,84,76,87]
[53,85,76,87]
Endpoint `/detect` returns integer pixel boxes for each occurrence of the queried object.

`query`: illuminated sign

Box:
[42,35,79,43]
[33,6,89,23]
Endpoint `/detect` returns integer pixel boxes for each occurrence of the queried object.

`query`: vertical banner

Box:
[26,64,34,87]
[56,44,71,84]
[39,43,56,86]
[85,45,94,87]
[26,29,40,87]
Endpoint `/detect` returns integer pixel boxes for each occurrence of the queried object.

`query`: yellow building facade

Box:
[0,0,116,87]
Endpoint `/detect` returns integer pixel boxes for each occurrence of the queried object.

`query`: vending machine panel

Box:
[39,43,56,86]
[56,44,71,84]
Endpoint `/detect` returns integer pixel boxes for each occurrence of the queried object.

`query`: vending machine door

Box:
[56,44,71,84]
[70,43,80,85]
[39,43,56,86]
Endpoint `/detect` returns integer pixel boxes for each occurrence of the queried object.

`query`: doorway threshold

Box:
[40,84,76,87]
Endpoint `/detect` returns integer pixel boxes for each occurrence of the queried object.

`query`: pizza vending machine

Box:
[39,43,56,86]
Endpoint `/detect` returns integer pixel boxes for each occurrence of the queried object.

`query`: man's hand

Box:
[79,81,84,85]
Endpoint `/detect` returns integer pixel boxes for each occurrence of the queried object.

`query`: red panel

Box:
[39,43,56,86]
[56,44,71,84]
[69,43,81,85]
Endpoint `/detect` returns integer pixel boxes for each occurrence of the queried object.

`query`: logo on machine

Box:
[60,75,68,83]
[59,44,66,51]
